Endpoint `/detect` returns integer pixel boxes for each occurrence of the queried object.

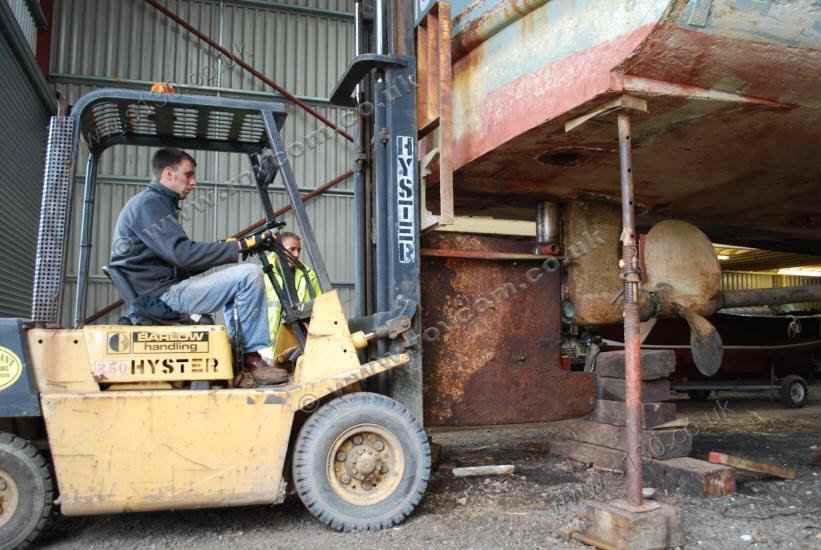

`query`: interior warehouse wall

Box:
[49,0,357,325]
[0,4,53,318]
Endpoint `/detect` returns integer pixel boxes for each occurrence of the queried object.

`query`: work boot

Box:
[240,352,289,386]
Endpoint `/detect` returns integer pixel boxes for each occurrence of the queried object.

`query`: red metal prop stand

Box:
[565,95,649,507]
[617,112,643,507]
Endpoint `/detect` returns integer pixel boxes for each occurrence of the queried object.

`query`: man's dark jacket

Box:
[110,182,238,298]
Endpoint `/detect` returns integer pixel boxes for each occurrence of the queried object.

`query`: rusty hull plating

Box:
[420,232,595,427]
[447,0,821,253]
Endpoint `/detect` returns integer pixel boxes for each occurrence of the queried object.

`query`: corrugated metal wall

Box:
[0,3,52,318]
[6,0,37,52]
[50,0,357,324]
[722,271,821,290]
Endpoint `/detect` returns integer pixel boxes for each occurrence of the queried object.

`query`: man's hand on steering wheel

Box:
[235,229,278,259]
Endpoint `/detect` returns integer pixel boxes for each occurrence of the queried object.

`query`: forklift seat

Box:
[102,265,213,326]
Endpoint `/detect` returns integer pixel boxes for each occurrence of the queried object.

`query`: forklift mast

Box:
[332,0,423,419]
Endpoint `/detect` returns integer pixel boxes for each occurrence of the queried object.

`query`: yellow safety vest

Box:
[263,254,322,347]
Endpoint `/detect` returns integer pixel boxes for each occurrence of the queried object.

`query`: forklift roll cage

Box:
[50,88,332,336]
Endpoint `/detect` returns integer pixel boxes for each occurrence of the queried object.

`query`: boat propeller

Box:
[641,220,724,376]
[561,201,821,377]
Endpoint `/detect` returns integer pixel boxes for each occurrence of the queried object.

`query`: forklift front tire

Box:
[292,392,430,532]
[0,433,53,549]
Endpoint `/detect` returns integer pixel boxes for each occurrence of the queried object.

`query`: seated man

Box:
[109,147,287,386]
[264,232,321,356]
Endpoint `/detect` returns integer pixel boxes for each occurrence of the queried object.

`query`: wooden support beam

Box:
[551,419,692,460]
[596,350,676,380]
[708,451,797,480]
[565,95,648,133]
[590,400,677,429]
[551,440,627,473]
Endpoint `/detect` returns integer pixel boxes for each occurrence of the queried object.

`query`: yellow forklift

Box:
[0,88,428,548]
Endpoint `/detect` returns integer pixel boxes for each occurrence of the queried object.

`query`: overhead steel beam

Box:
[70,174,355,198]
[221,0,354,21]
[142,0,353,142]
[50,74,342,107]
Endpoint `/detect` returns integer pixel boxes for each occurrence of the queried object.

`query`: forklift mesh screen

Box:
[31,117,75,324]
[82,100,267,152]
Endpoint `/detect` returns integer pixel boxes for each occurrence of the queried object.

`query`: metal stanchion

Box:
[617,112,643,507]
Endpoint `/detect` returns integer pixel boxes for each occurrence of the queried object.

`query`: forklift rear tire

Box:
[292,392,430,532]
[0,433,53,549]
[780,375,808,408]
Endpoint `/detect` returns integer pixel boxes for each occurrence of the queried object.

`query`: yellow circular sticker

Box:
[0,346,23,391]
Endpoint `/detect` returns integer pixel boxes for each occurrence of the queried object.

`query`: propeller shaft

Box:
[720,285,821,309]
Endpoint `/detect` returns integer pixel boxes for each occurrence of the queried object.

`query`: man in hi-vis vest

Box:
[263,232,322,359]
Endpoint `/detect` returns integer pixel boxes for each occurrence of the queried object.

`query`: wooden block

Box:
[551,439,626,473]
[552,419,692,460]
[708,452,797,480]
[645,429,693,459]
[596,378,672,402]
[452,465,515,477]
[590,399,677,429]
[580,500,685,550]
[653,417,690,430]
[595,350,676,380]
[643,457,735,497]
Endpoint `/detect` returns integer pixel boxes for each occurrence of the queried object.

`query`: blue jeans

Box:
[160,263,271,353]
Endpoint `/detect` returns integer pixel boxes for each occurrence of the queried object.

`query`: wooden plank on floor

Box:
[708,451,797,480]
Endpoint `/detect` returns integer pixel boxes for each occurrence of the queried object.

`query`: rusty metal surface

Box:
[445,0,821,253]
[436,3,454,225]
[616,112,644,507]
[451,0,549,61]
[416,2,454,225]
[562,200,623,326]
[421,232,595,427]
[420,249,554,261]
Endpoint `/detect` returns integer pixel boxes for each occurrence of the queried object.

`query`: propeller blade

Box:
[644,220,722,317]
[676,305,723,377]
[639,318,657,344]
